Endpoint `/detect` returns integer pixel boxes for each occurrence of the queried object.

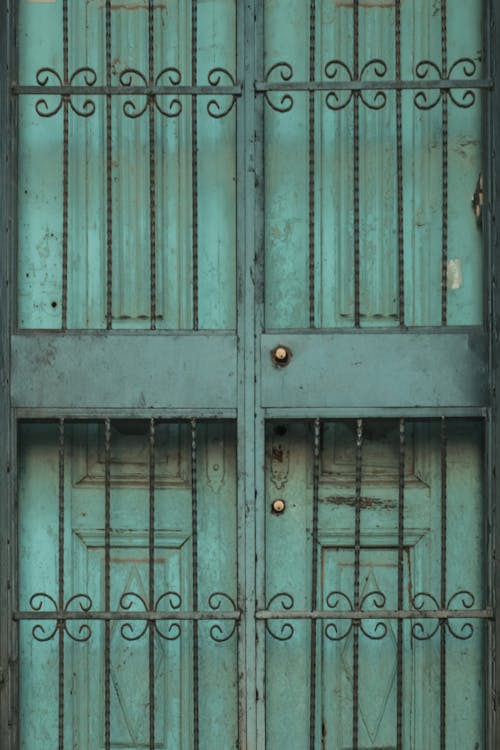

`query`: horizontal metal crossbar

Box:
[255,78,492,92]
[256,608,493,621]
[13,84,242,97]
[13,79,491,98]
[15,610,241,621]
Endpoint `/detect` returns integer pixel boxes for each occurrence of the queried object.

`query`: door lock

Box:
[271,345,292,367]
[271,498,286,514]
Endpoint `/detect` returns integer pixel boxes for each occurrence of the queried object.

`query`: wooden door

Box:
[1,1,497,749]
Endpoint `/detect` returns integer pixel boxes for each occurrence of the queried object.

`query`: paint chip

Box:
[447,259,463,290]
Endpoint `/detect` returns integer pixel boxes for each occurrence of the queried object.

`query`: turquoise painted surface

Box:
[264,420,485,748]
[18,422,238,749]
[264,0,483,328]
[18,1,236,329]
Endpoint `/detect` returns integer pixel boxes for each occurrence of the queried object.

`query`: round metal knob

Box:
[271,345,292,367]
[272,499,286,514]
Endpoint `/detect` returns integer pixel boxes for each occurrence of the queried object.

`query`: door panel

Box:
[264,0,483,328]
[17,1,237,330]
[264,419,485,748]
[18,421,239,749]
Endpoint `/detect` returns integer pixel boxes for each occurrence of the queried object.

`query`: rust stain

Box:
[110,3,167,9]
[321,495,395,509]
[336,1,395,6]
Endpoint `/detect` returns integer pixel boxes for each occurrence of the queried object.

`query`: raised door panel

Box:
[263,419,485,748]
[18,421,239,749]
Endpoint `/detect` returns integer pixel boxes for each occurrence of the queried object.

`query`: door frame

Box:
[1,0,500,747]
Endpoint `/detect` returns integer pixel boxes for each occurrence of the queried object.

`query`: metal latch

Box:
[472,174,483,222]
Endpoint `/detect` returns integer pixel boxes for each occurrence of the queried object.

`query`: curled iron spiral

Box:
[411,589,476,641]
[264,592,295,641]
[263,62,294,113]
[207,592,239,642]
[119,590,183,641]
[154,67,183,118]
[34,67,97,118]
[207,68,238,119]
[414,57,478,110]
[29,592,93,642]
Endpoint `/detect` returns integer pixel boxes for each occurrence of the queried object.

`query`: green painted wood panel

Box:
[264,0,483,328]
[18,422,239,749]
[18,1,237,330]
[264,419,485,748]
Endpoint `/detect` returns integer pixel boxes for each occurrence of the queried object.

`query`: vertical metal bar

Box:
[353,0,360,328]
[148,418,156,750]
[241,0,259,744]
[395,0,405,327]
[104,418,111,750]
[440,416,447,750]
[61,0,69,329]
[191,418,199,748]
[105,0,113,330]
[308,1,316,328]
[440,2,448,326]
[352,417,363,750]
[58,419,65,750]
[148,1,157,330]
[308,418,320,748]
[191,0,199,330]
[396,418,405,748]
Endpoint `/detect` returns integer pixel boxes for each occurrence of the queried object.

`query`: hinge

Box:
[472,173,483,222]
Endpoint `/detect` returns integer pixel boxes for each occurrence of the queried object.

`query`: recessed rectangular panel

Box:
[263,0,484,329]
[17,1,237,330]
[262,418,487,748]
[18,419,239,749]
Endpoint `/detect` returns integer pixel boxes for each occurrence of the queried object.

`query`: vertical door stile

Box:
[0,2,17,749]
[491,1,500,748]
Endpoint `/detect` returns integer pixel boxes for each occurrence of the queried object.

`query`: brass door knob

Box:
[271,499,286,514]
[271,345,292,367]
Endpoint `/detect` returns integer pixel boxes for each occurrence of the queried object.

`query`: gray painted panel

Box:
[12,333,237,409]
[261,332,489,409]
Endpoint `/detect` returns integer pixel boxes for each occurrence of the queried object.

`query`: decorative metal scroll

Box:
[261,588,490,642]
[411,590,477,641]
[13,66,242,120]
[18,589,240,644]
[28,593,93,642]
[257,56,489,113]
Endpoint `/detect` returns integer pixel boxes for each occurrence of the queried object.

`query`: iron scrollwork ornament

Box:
[35,67,97,118]
[207,592,239,642]
[414,57,478,110]
[324,589,388,641]
[119,590,182,641]
[29,592,93,642]
[264,592,295,641]
[411,590,476,641]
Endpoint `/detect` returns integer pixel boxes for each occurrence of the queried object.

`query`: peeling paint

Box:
[447,259,463,290]
[321,495,395,509]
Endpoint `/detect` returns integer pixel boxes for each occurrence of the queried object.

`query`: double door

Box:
[1,0,496,748]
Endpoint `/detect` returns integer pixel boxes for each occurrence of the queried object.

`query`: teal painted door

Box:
[7,0,495,749]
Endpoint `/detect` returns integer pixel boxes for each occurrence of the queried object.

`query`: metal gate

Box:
[0,1,499,748]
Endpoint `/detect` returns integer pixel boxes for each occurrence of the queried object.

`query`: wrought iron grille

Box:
[15,416,492,747]
[12,0,492,330]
